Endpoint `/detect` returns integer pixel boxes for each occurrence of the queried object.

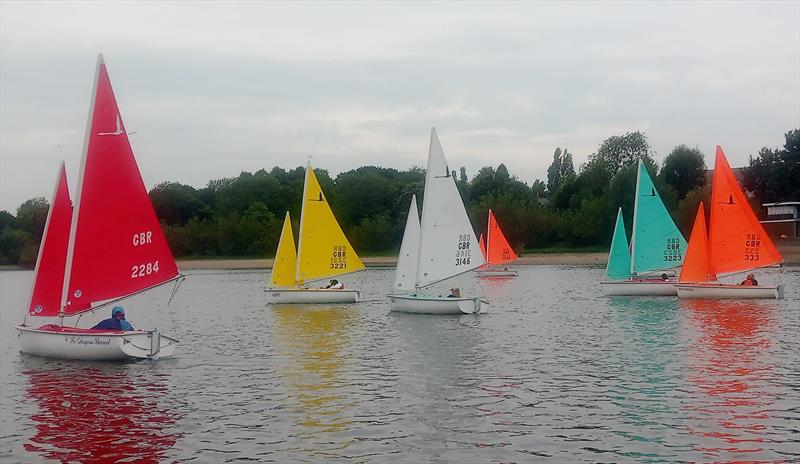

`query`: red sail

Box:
[679,202,712,283]
[709,146,782,276]
[28,163,72,317]
[63,56,179,314]
[486,209,518,265]
[479,233,486,258]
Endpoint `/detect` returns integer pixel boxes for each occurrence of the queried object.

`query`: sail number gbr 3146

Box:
[455,233,472,266]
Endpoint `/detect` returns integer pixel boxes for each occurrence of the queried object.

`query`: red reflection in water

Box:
[682,300,776,460]
[23,367,178,463]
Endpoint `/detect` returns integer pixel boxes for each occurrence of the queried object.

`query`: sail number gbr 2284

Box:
[455,233,472,266]
[131,230,159,278]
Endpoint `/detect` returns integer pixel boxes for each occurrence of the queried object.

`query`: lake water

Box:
[1,265,798,463]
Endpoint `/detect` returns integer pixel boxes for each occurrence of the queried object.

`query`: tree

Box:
[744,129,800,203]
[546,147,575,194]
[660,145,707,200]
[585,131,654,179]
[16,197,49,242]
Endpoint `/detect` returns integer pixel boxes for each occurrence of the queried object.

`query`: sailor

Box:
[92,306,134,331]
[447,288,461,298]
[325,279,344,290]
[740,273,759,286]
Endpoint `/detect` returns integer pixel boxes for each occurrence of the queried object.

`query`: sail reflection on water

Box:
[22,363,179,463]
[681,299,779,460]
[272,305,355,435]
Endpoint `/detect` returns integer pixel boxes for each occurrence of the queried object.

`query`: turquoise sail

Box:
[630,160,687,276]
[606,207,631,281]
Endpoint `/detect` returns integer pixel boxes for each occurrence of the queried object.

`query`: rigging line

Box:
[166,274,186,332]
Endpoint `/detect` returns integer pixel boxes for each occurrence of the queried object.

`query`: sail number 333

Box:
[455,233,471,265]
[744,233,760,261]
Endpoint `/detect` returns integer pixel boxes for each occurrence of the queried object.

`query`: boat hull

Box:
[266,288,360,304]
[16,325,178,360]
[600,280,677,296]
[388,294,486,314]
[476,269,518,278]
[675,283,784,299]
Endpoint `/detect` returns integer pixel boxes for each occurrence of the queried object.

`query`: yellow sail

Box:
[270,211,298,288]
[296,162,365,284]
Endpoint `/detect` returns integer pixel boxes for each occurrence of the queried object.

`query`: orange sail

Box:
[679,202,711,283]
[708,146,782,276]
[479,233,486,258]
[486,209,518,265]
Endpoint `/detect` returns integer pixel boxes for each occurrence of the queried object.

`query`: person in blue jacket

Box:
[92,306,134,331]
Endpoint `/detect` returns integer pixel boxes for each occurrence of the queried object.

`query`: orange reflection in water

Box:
[23,365,178,463]
[682,299,776,460]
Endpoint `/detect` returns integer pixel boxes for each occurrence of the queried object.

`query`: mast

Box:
[629,158,642,277]
[60,54,102,316]
[486,209,492,266]
[294,162,311,286]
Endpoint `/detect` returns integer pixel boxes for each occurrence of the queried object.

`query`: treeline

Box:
[2,129,797,266]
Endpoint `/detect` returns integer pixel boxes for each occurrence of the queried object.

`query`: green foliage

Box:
[16,197,49,242]
[585,131,654,179]
[660,145,707,200]
[546,147,575,194]
[3,129,793,265]
[744,129,800,203]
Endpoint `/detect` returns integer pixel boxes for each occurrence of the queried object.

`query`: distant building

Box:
[761,202,800,238]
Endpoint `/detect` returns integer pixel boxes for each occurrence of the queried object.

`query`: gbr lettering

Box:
[133,231,153,246]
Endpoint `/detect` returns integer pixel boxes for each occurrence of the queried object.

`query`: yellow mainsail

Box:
[296,162,365,284]
[270,211,297,288]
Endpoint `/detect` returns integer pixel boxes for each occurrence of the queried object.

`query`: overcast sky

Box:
[1,1,798,212]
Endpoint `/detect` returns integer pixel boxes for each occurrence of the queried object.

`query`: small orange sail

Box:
[679,202,712,283]
[709,146,782,276]
[479,233,486,258]
[486,209,518,265]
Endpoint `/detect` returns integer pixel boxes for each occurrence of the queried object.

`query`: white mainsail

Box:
[416,128,485,287]
[394,194,420,292]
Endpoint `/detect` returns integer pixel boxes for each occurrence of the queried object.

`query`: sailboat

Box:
[15,55,182,360]
[267,162,365,303]
[388,128,488,314]
[600,159,687,296]
[475,209,518,277]
[676,146,784,299]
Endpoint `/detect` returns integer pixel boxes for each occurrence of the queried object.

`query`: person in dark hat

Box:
[92,306,134,331]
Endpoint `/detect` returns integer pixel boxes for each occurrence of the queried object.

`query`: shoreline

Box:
[3,242,797,272]
[175,252,612,270]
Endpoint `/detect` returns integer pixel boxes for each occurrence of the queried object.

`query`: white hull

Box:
[267,288,360,304]
[600,280,677,296]
[388,294,486,314]
[476,269,518,278]
[16,325,178,360]
[676,283,784,300]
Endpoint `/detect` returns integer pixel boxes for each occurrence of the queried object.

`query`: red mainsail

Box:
[62,55,179,314]
[486,209,518,266]
[28,163,72,317]
[708,146,782,276]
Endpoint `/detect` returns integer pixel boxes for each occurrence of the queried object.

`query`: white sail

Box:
[394,195,420,292]
[416,128,485,287]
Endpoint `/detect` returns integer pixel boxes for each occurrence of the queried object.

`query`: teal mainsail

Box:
[630,160,687,276]
[606,207,631,281]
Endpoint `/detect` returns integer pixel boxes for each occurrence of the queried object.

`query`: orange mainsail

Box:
[486,209,518,266]
[679,202,711,283]
[479,233,486,258]
[708,146,782,276]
